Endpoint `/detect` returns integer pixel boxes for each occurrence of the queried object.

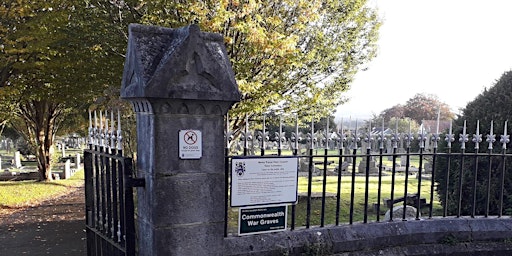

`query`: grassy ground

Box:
[0,145,83,213]
[0,169,84,208]
[227,173,441,234]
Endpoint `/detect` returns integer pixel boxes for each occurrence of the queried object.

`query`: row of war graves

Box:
[0,137,86,181]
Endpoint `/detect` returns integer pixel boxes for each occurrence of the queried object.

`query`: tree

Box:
[378,104,405,123]
[435,70,512,215]
[97,0,381,132]
[403,93,454,124]
[373,93,454,130]
[0,1,117,181]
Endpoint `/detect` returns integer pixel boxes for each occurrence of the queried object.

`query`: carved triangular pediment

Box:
[121,24,240,102]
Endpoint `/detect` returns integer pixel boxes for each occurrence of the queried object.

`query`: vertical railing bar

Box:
[416,147,423,220]
[98,112,107,233]
[278,115,283,156]
[444,122,454,217]
[458,121,468,218]
[349,147,357,225]
[363,122,371,224]
[499,152,506,217]
[109,111,119,241]
[306,119,314,229]
[94,148,102,230]
[429,148,437,218]
[363,147,370,223]
[485,121,496,218]
[105,151,113,238]
[485,152,492,217]
[290,114,298,231]
[376,148,383,222]
[402,147,411,221]
[498,121,508,217]
[104,111,112,238]
[389,121,399,222]
[104,114,112,238]
[335,146,343,225]
[376,121,385,222]
[349,120,359,225]
[117,156,126,244]
[320,147,327,227]
[100,152,108,233]
[261,114,266,156]
[389,148,397,222]
[111,149,119,241]
[471,151,479,218]
[457,151,466,218]
[416,128,426,220]
[336,122,346,225]
[471,120,481,218]
[444,148,452,218]
[320,119,329,227]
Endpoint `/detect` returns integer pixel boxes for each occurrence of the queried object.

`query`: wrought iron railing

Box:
[84,110,143,256]
[224,114,512,236]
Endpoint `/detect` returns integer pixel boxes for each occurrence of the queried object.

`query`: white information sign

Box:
[179,130,202,159]
[231,157,298,207]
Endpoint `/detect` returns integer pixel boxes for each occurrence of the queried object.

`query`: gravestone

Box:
[120,24,240,256]
[399,148,407,167]
[358,158,378,174]
[344,148,352,163]
[61,143,66,158]
[14,151,21,168]
[63,159,71,179]
[384,205,419,221]
[76,153,81,168]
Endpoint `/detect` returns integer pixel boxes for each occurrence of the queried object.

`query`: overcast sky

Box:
[335,0,512,121]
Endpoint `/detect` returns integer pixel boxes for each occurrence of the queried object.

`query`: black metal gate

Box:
[84,146,144,256]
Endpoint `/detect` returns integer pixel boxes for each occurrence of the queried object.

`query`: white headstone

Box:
[61,143,66,158]
[63,159,71,179]
[14,151,21,168]
[76,153,81,168]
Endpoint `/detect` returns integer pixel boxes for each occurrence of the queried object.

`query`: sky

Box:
[335,0,512,121]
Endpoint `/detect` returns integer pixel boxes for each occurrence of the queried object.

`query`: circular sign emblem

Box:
[183,130,198,145]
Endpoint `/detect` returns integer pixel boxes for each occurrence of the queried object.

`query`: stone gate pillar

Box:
[120,24,240,256]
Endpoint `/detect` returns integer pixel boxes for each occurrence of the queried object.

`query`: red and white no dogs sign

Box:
[179,130,202,159]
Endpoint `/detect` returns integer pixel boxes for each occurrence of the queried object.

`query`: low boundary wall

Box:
[225,218,512,255]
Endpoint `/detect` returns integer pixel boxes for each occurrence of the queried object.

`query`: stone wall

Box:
[224,218,512,255]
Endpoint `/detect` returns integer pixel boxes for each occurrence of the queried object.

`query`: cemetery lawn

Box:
[227,174,441,234]
[0,169,84,210]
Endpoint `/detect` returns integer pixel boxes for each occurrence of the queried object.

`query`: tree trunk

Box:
[16,100,61,182]
[36,131,53,181]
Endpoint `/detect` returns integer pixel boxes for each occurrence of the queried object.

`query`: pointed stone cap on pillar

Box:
[120,24,240,102]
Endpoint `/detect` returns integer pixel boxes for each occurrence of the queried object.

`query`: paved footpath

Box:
[0,187,86,255]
